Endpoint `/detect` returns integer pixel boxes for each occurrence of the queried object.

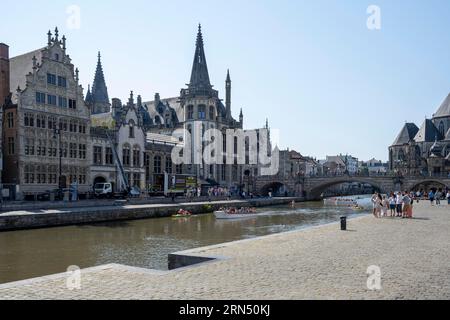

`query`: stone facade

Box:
[2,29,91,199]
[389,97,450,176]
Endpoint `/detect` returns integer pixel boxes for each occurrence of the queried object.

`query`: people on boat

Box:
[177,209,192,216]
[222,207,257,215]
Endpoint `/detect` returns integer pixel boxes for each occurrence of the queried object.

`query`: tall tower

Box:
[180,24,220,181]
[225,69,231,120]
[89,52,111,114]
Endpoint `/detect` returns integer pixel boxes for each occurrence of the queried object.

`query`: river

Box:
[0,198,370,284]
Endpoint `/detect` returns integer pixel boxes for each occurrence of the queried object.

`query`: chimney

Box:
[0,43,10,106]
[154,93,160,105]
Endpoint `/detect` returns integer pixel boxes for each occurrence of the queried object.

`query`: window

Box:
[55,53,59,61]
[36,115,46,129]
[24,113,34,127]
[129,121,135,138]
[144,153,151,182]
[198,105,206,119]
[133,173,140,188]
[176,164,183,174]
[153,155,162,174]
[37,140,46,156]
[8,137,14,155]
[133,146,140,167]
[47,94,57,105]
[79,144,86,159]
[47,73,56,85]
[36,92,46,104]
[209,106,215,120]
[187,105,194,120]
[165,157,173,174]
[25,138,35,155]
[438,121,445,136]
[25,165,35,184]
[69,99,76,109]
[123,145,131,166]
[105,147,113,165]
[58,76,67,88]
[7,112,14,128]
[58,96,67,108]
[59,119,68,131]
[79,123,86,134]
[70,143,78,159]
[93,146,103,165]
[48,116,56,130]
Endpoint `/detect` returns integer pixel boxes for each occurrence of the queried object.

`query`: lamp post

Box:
[53,128,62,192]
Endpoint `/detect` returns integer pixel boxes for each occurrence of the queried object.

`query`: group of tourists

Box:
[426,189,450,205]
[371,191,414,219]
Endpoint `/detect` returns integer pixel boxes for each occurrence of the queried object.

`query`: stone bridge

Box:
[254,175,450,200]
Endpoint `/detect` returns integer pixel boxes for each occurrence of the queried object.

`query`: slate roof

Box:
[143,97,184,125]
[433,93,450,119]
[414,119,443,143]
[391,123,419,146]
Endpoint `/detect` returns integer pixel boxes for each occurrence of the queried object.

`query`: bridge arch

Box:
[307,178,384,200]
[408,179,449,192]
[260,182,290,197]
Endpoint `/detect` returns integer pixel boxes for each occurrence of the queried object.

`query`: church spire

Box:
[225,69,231,119]
[189,24,212,90]
[91,51,110,105]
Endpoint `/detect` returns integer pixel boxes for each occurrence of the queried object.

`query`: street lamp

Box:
[53,128,63,192]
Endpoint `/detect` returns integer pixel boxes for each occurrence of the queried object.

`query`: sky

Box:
[1,0,450,161]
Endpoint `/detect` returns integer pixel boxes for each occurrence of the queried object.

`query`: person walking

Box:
[371,193,379,218]
[446,190,450,205]
[402,191,412,218]
[395,192,403,217]
[428,190,435,206]
[435,189,442,205]
[381,195,389,218]
[388,193,396,217]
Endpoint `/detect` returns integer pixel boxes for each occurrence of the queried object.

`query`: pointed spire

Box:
[85,84,93,104]
[32,55,37,71]
[189,24,212,90]
[47,30,52,46]
[129,91,134,106]
[90,51,110,104]
[54,27,59,42]
[225,69,232,119]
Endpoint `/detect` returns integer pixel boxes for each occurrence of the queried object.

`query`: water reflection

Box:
[0,201,369,284]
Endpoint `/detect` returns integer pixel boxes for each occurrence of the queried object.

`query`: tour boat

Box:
[214,208,259,220]
[172,209,192,218]
[323,197,358,207]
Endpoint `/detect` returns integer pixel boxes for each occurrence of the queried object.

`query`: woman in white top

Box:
[381,195,389,218]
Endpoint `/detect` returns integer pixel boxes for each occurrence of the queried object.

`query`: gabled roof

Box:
[433,93,450,119]
[391,123,419,146]
[10,48,45,103]
[414,119,443,143]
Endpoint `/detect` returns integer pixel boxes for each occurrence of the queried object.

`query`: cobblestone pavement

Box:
[0,202,449,300]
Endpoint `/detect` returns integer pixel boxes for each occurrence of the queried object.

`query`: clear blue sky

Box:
[2,0,450,161]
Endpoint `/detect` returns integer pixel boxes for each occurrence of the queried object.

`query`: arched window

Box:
[398,149,405,162]
[129,120,135,138]
[122,144,131,166]
[438,121,445,137]
[133,145,140,167]
[187,105,194,120]
[209,106,215,120]
[198,105,206,119]
[165,156,173,174]
[155,116,161,125]
[154,155,162,174]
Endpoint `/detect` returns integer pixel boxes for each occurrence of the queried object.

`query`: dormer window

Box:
[129,121,135,138]
[55,53,59,61]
